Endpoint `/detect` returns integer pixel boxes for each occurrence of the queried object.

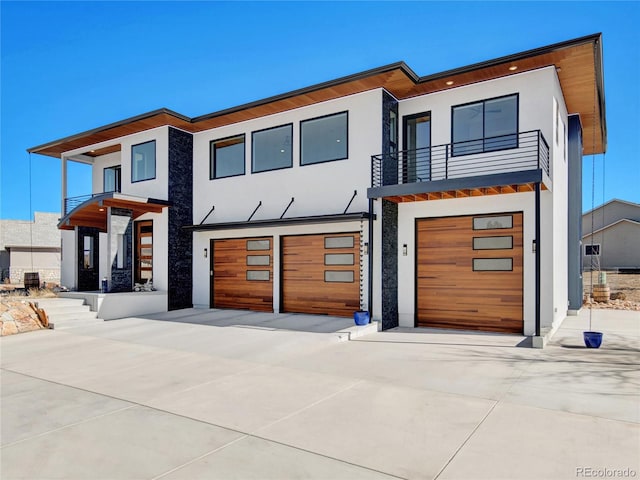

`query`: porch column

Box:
[61,156,68,216]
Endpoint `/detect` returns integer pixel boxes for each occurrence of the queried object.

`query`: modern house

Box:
[582,199,640,271]
[28,34,606,339]
[0,212,61,286]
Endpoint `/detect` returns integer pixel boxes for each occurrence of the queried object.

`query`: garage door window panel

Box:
[324,253,354,265]
[472,258,513,271]
[473,215,513,230]
[247,255,270,266]
[247,239,271,250]
[324,271,354,283]
[246,270,270,281]
[473,236,513,250]
[325,236,354,249]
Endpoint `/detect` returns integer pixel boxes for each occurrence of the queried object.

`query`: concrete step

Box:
[34,304,92,315]
[29,297,103,328]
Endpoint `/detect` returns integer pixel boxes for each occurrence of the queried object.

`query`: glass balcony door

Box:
[403,112,431,183]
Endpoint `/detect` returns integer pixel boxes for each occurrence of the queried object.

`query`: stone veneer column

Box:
[167,127,193,310]
[381,91,399,329]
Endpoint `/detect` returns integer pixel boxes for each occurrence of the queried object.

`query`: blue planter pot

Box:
[354,311,370,326]
[583,331,603,348]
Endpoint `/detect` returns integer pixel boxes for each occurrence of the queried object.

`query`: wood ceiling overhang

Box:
[28,34,605,159]
[58,193,170,232]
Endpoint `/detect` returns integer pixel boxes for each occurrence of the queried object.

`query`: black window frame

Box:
[251,123,294,174]
[451,93,519,157]
[585,244,600,256]
[103,165,122,193]
[299,111,349,166]
[210,134,246,179]
[131,140,156,183]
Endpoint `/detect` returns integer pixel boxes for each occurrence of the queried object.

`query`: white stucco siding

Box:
[91,151,121,194]
[64,126,170,201]
[192,90,382,225]
[398,66,559,153]
[118,127,169,200]
[60,230,76,288]
[550,71,570,327]
[396,193,547,336]
[192,220,370,311]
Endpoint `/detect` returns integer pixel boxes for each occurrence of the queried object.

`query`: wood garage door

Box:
[282,233,360,317]
[211,237,273,312]
[416,213,523,333]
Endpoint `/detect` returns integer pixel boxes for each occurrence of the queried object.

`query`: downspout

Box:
[535,181,541,337]
[368,198,374,317]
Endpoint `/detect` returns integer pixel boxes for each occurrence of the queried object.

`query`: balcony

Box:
[369,130,549,201]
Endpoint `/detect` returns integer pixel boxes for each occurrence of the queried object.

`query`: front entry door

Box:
[77,227,100,291]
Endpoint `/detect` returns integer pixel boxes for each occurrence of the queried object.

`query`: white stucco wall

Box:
[192,89,382,224]
[60,230,76,288]
[398,66,559,152]
[391,66,565,335]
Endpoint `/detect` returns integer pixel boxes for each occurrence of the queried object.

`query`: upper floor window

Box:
[104,165,121,193]
[131,140,156,182]
[300,111,348,165]
[452,94,518,156]
[210,135,245,179]
[252,124,293,173]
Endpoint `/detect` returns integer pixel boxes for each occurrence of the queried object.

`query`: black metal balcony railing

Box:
[64,194,97,215]
[371,130,550,188]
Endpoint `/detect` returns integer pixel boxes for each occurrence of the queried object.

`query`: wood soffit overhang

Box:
[29,34,606,159]
[58,193,170,232]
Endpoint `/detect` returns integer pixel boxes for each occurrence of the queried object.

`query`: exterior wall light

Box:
[204,248,208,258]
[403,244,408,256]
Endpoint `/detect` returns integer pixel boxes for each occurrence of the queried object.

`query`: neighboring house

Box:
[28,33,606,337]
[582,199,640,271]
[0,212,61,285]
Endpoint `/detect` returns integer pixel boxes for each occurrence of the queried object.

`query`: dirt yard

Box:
[583,272,640,310]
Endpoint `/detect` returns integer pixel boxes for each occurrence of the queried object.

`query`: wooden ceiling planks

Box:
[384,182,545,203]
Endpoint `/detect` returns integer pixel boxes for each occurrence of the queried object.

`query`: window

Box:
[585,244,600,256]
[452,94,518,156]
[473,236,513,250]
[211,135,245,179]
[403,112,431,182]
[104,165,121,193]
[472,258,513,271]
[324,236,354,249]
[252,124,293,173]
[135,220,153,283]
[473,215,513,230]
[131,140,156,182]
[83,236,94,269]
[301,112,348,165]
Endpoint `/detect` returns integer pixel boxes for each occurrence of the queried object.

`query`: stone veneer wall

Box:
[381,91,399,329]
[167,127,193,310]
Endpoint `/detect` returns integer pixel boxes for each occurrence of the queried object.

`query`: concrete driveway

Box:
[1,306,638,479]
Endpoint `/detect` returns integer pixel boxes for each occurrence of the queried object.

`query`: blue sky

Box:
[1,1,638,220]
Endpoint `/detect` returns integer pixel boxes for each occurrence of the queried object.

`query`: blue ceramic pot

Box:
[354,311,370,326]
[583,331,603,348]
